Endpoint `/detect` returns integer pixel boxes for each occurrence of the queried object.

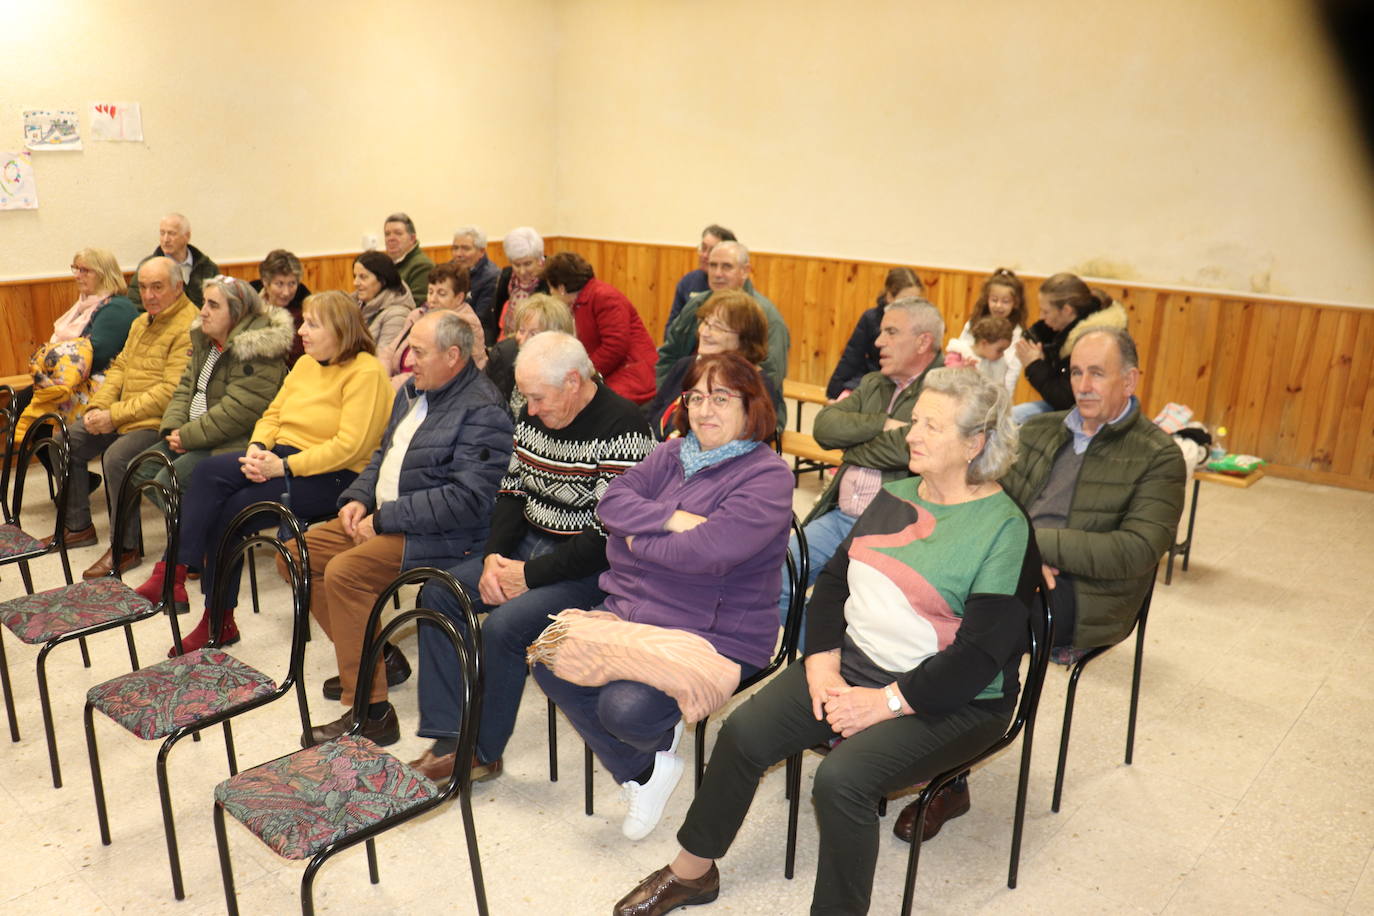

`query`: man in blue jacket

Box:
[297,310,514,747]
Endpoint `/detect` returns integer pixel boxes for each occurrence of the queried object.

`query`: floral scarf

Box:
[677,431,759,480]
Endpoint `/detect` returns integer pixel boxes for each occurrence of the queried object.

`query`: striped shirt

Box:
[188,344,223,421]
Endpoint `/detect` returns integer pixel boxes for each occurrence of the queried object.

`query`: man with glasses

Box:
[127,212,218,306]
[450,225,500,332]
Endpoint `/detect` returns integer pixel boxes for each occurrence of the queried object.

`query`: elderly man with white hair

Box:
[127,212,219,306]
[450,225,502,342]
[487,226,550,344]
[657,239,790,391]
[411,331,655,784]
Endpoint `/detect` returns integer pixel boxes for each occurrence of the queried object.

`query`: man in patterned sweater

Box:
[413,332,655,783]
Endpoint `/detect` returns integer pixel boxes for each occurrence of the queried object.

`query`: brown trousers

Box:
[282,519,405,706]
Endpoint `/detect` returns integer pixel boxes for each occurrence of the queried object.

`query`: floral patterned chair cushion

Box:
[1,577,153,644]
[0,523,43,560]
[87,649,276,740]
[215,735,439,860]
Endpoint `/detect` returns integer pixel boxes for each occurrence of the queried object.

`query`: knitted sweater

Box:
[485,381,655,588]
[250,352,392,477]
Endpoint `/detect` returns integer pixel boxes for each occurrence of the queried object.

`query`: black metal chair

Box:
[0,384,16,520]
[212,567,488,916]
[0,412,76,594]
[550,514,808,816]
[83,501,313,900]
[1051,576,1157,812]
[0,449,184,787]
[781,582,1053,915]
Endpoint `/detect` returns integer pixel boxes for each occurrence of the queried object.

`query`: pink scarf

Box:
[49,294,110,343]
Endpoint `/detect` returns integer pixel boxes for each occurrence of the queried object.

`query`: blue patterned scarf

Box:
[678,431,760,479]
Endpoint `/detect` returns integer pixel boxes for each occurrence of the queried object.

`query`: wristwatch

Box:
[884,685,906,716]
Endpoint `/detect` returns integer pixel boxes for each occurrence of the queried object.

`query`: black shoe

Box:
[88,471,102,494]
[302,704,400,748]
[321,642,412,701]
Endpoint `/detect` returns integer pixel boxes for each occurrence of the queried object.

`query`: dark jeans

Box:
[533,658,761,784]
[176,447,355,611]
[417,530,605,764]
[63,420,159,548]
[676,663,1008,915]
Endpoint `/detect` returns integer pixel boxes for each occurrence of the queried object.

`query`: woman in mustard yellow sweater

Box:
[170,291,392,655]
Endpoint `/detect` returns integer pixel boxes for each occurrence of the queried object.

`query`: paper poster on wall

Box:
[23,110,82,151]
[1,151,39,210]
[89,102,143,141]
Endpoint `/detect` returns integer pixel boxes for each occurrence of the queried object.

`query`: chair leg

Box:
[19,559,34,595]
[694,719,708,789]
[155,742,186,899]
[1125,618,1148,765]
[247,546,261,614]
[35,645,63,787]
[584,742,595,816]
[78,635,91,668]
[213,802,240,916]
[123,623,140,671]
[366,837,380,884]
[302,855,325,916]
[784,752,802,879]
[223,720,238,776]
[900,784,937,916]
[59,548,73,586]
[547,697,558,782]
[1052,661,1089,813]
[84,704,112,845]
[1008,721,1037,889]
[460,786,491,916]
[0,631,20,742]
[877,796,887,817]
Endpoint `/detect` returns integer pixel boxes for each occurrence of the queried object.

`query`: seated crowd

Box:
[11,212,1186,916]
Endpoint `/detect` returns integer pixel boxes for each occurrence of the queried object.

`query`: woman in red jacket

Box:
[544,251,658,404]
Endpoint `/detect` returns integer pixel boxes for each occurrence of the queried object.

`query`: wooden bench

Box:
[1165,465,1265,583]
[779,430,842,484]
[782,379,828,433]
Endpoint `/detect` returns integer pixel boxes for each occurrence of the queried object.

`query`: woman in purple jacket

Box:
[534,351,793,842]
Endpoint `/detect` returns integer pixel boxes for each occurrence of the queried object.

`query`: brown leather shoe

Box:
[406,750,502,784]
[39,525,98,550]
[893,778,971,843]
[301,705,400,748]
[614,864,719,916]
[82,546,143,580]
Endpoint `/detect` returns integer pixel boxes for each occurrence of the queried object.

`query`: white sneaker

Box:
[667,719,685,755]
[621,750,684,841]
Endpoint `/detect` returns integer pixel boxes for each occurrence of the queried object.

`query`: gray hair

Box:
[203,275,263,325]
[453,225,487,249]
[142,255,185,290]
[1073,326,1139,371]
[919,367,1019,485]
[503,226,544,261]
[514,331,593,387]
[427,309,475,360]
[711,239,749,267]
[385,212,416,236]
[885,296,946,342]
[163,212,190,233]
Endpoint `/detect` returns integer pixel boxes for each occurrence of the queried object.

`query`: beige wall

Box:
[551,0,1374,305]
[3,0,1373,306]
[0,0,556,278]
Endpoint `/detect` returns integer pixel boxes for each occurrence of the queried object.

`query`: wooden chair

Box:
[83,501,312,900]
[212,567,488,916]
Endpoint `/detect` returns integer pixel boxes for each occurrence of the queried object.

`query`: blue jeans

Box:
[533,659,760,784]
[1012,399,1053,424]
[417,530,605,763]
[778,508,859,646]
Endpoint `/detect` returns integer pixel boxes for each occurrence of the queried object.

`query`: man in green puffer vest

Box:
[1002,326,1186,655]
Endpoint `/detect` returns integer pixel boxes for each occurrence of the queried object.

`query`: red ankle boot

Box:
[168,607,240,658]
[136,562,190,613]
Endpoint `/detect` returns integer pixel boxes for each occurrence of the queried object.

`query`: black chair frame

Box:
[1051,576,1156,812]
[781,581,1053,914]
[83,500,312,900]
[0,384,16,520]
[213,566,488,916]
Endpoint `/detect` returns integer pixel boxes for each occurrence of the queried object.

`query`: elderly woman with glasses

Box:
[534,351,793,843]
[130,275,294,611]
[613,369,1041,916]
[489,226,549,342]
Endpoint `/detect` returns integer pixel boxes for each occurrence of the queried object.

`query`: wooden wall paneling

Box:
[1330,312,1374,475]
[1,285,39,378]
[1345,312,1374,481]
[1230,302,1280,457]
[1255,305,1303,463]
[1203,299,1252,440]
[1286,307,1340,470]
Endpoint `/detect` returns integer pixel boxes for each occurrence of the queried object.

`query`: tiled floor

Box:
[1,444,1372,914]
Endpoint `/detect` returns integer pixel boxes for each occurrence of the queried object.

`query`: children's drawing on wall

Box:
[23,110,82,151]
[89,102,143,142]
[1,151,39,210]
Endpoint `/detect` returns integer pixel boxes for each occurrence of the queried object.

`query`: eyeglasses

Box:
[700,319,734,335]
[70,265,93,275]
[680,391,742,410]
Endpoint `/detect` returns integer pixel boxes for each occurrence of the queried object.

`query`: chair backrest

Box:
[0,384,15,519]
[10,413,70,538]
[350,567,481,799]
[109,450,182,592]
[742,512,808,691]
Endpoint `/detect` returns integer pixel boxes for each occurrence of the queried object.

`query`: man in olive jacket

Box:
[1001,327,1186,654]
[781,297,945,616]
